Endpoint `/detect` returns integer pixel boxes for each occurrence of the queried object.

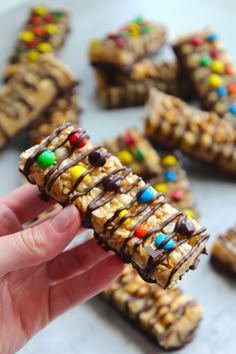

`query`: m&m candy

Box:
[228,83,236,94]
[229,103,236,115]
[124,133,135,145]
[217,86,227,97]
[161,155,177,167]
[16,47,26,55]
[70,165,89,182]
[200,56,212,67]
[164,170,177,182]
[182,208,195,218]
[36,150,56,168]
[208,74,222,88]
[135,223,152,238]
[37,42,53,52]
[137,186,155,203]
[117,150,133,165]
[33,26,45,36]
[134,149,146,161]
[155,233,175,250]
[117,209,130,225]
[191,36,204,46]
[20,31,35,42]
[53,11,64,19]
[210,49,220,59]
[69,131,87,148]
[34,6,48,16]
[153,183,168,193]
[45,24,57,35]
[225,64,234,75]
[90,40,100,48]
[211,60,224,73]
[171,190,184,201]
[207,32,218,41]
[27,51,40,62]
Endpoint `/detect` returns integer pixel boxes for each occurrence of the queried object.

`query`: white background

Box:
[0,1,236,353]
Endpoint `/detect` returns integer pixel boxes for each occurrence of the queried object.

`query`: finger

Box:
[0,205,81,276]
[26,205,62,227]
[49,255,124,320]
[46,238,113,283]
[0,184,55,230]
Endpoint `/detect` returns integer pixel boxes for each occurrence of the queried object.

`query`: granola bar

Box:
[0,54,77,150]
[103,265,203,349]
[103,127,161,179]
[95,60,192,108]
[144,89,236,176]
[148,151,198,219]
[173,28,236,121]
[4,5,70,80]
[89,17,166,70]
[211,225,236,277]
[29,91,79,145]
[19,122,209,288]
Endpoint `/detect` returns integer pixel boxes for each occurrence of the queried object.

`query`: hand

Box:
[0,184,124,354]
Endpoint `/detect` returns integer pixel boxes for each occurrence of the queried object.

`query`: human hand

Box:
[0,184,124,354]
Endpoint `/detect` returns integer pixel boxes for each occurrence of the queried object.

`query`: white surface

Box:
[0,0,236,353]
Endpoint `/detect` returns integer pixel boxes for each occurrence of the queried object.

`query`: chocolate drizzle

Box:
[105,269,200,349]
[22,122,209,287]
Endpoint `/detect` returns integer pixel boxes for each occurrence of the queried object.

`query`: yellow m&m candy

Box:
[27,50,40,62]
[34,6,48,16]
[20,31,35,42]
[182,208,195,218]
[37,42,53,53]
[211,60,224,73]
[161,155,177,167]
[208,73,222,88]
[153,183,168,193]
[128,23,139,31]
[90,40,101,48]
[117,209,130,225]
[70,165,89,183]
[117,150,133,165]
[45,24,57,35]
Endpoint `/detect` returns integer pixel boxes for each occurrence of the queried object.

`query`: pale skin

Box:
[0,184,124,354]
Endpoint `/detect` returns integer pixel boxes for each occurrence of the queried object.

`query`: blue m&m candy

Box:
[207,32,217,41]
[229,103,236,115]
[155,233,175,250]
[217,86,227,97]
[164,170,177,182]
[137,186,155,203]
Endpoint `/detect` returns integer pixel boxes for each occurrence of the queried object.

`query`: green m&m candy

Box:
[134,149,146,161]
[36,149,56,168]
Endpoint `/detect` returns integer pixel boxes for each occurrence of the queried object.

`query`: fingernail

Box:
[51,205,77,232]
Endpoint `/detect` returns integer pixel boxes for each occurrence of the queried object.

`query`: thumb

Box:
[0,205,81,277]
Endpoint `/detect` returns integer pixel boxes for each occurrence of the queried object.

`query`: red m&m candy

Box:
[124,133,135,145]
[27,39,38,49]
[69,131,87,148]
[44,13,54,23]
[171,190,184,201]
[210,49,220,59]
[116,38,126,46]
[191,36,204,46]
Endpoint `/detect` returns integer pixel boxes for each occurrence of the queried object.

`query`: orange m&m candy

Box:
[33,26,45,36]
[225,64,235,75]
[228,83,236,94]
[135,223,152,238]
